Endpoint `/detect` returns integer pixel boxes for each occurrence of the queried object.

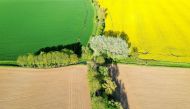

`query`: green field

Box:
[0,0,94,61]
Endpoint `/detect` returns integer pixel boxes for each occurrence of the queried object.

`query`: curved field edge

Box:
[0,0,95,61]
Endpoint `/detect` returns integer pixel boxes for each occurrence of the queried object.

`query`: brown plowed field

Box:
[0,65,91,109]
[118,64,190,109]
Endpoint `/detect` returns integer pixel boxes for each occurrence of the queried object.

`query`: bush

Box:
[95,56,105,64]
[102,78,117,95]
[17,55,27,67]
[91,96,123,109]
[88,73,102,96]
[69,54,79,64]
[130,46,139,58]
[91,96,107,109]
[98,66,109,77]
[82,46,93,61]
[35,42,82,57]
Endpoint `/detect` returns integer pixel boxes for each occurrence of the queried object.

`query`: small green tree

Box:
[46,52,52,66]
[130,47,139,59]
[82,46,93,61]
[36,54,43,68]
[102,78,117,95]
[95,56,105,64]
[17,55,27,67]
[69,54,79,64]
[16,49,79,68]
[61,53,70,65]
[99,66,109,77]
[27,54,35,67]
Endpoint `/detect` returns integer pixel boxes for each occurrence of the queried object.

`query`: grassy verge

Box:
[91,0,98,37]
[1,58,190,68]
[0,61,18,67]
[117,58,190,68]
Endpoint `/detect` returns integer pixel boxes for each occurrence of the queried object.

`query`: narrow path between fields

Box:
[0,65,91,109]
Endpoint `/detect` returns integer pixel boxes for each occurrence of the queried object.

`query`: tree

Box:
[95,56,105,65]
[102,78,117,95]
[98,66,109,77]
[46,52,52,66]
[61,53,70,65]
[41,53,48,68]
[82,46,93,61]
[17,55,27,67]
[17,49,79,68]
[27,54,35,67]
[89,36,129,59]
[69,54,79,64]
[104,31,131,48]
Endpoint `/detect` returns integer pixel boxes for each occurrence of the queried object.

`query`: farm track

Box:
[117,64,190,109]
[0,65,91,109]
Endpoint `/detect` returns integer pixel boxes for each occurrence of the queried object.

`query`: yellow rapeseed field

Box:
[99,0,190,62]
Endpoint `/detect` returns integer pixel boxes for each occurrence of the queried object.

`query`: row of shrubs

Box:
[88,56,123,109]
[17,49,78,68]
[16,33,132,68]
[82,35,124,108]
[92,0,107,36]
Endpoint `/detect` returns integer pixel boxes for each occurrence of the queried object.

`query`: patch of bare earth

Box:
[0,65,91,109]
[118,64,190,109]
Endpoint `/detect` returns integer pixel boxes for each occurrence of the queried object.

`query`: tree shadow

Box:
[108,63,129,109]
[34,42,82,57]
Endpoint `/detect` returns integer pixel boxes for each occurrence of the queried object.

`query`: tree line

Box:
[17,49,78,68]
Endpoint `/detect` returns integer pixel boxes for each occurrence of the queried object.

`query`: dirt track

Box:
[0,65,91,109]
[118,64,190,109]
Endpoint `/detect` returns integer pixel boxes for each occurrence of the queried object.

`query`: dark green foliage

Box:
[17,49,78,68]
[104,30,131,48]
[35,42,82,57]
[130,46,139,58]
[98,66,109,77]
[87,62,123,109]
[92,96,122,109]
[91,96,108,109]
[104,31,128,40]
[88,65,102,96]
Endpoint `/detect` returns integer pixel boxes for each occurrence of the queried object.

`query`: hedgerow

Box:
[88,61,123,109]
[92,0,107,35]
[17,49,78,68]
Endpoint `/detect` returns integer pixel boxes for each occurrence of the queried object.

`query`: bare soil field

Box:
[0,65,91,109]
[118,64,190,109]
